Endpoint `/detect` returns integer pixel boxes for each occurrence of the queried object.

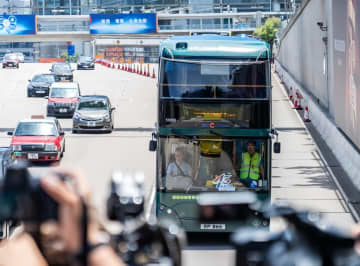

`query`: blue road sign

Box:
[67,45,75,56]
[89,13,157,34]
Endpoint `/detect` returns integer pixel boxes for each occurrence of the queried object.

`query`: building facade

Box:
[0,0,302,15]
[0,0,302,62]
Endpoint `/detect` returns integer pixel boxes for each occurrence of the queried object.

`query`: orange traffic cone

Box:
[146,66,150,77]
[289,86,293,101]
[303,106,311,122]
[293,92,303,110]
[143,66,147,76]
[152,67,156,79]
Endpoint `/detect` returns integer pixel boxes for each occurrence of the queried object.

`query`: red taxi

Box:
[47,82,81,117]
[2,53,19,69]
[8,117,65,162]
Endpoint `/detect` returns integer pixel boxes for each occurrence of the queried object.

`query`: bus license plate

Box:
[28,153,38,160]
[87,121,96,127]
[200,224,226,230]
[59,108,67,113]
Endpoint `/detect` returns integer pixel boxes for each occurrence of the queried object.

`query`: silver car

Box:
[72,95,115,133]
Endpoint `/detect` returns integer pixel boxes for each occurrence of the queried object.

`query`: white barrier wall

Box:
[277,0,360,189]
[275,61,360,191]
[277,0,331,112]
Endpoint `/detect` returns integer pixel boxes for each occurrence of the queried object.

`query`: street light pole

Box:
[7,0,11,14]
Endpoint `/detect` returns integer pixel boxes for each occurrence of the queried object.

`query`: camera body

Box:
[107,172,185,266]
[0,161,58,224]
[107,172,145,222]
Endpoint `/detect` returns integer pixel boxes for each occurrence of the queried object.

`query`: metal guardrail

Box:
[158,24,257,31]
[37,25,89,32]
[36,23,256,33]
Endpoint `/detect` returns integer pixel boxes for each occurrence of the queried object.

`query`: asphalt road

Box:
[0,63,157,221]
[0,63,355,266]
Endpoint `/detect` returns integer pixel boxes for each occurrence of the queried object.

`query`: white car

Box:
[14,53,25,63]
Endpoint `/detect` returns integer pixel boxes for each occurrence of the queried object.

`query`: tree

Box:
[254,17,281,44]
[60,52,79,63]
[253,17,281,57]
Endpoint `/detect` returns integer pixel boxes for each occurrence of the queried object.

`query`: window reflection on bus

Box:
[159,137,269,192]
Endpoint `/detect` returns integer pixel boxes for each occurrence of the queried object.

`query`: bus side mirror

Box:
[149,140,157,151]
[274,142,281,153]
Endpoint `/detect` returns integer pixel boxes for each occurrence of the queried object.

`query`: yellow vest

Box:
[240,152,261,180]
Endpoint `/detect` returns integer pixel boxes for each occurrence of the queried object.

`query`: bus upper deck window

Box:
[176,42,188,50]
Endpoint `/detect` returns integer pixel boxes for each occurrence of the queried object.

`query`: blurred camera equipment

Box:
[107,171,185,266]
[0,160,58,224]
[231,203,360,266]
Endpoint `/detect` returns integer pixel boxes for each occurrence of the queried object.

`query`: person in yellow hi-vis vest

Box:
[239,141,264,188]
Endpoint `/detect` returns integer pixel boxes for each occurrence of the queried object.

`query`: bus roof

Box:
[160,35,270,59]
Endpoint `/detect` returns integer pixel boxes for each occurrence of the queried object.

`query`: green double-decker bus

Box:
[151,35,279,233]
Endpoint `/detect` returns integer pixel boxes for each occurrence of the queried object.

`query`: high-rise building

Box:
[0,0,31,14]
[0,0,303,63]
[31,0,97,15]
[0,0,302,15]
[94,0,302,15]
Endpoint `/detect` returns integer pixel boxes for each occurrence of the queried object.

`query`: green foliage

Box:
[253,17,281,44]
[60,52,80,63]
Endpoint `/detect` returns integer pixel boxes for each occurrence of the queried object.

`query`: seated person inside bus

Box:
[166,147,193,190]
[166,147,192,177]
